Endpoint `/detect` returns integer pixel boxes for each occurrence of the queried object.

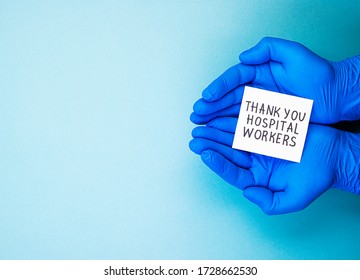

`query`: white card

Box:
[232,86,313,163]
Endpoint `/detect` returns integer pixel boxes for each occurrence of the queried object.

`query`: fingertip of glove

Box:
[188,138,196,152]
[193,99,203,114]
[201,150,212,162]
[191,126,200,138]
[202,88,214,101]
[189,112,198,124]
[239,50,251,63]
[243,187,262,206]
[242,188,252,199]
[189,138,204,155]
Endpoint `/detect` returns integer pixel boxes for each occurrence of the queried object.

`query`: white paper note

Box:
[232,86,313,163]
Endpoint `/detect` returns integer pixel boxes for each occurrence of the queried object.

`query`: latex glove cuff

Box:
[332,55,360,121]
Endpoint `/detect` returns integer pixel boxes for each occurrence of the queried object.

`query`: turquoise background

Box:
[1,0,360,259]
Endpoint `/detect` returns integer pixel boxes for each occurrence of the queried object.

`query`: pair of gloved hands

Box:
[190,37,360,215]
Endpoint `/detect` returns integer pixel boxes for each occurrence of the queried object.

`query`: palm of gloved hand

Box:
[189,118,344,214]
[191,37,358,125]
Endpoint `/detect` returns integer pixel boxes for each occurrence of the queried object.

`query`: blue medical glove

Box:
[189,118,360,215]
[191,37,360,125]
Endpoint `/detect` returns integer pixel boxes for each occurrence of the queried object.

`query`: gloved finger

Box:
[190,104,240,125]
[243,187,306,215]
[202,64,256,102]
[207,117,238,133]
[194,86,244,115]
[201,150,254,190]
[189,138,251,169]
[239,37,304,65]
[192,126,233,147]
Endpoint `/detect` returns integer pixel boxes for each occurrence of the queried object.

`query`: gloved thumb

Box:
[239,37,301,65]
[243,186,302,215]
[243,187,275,214]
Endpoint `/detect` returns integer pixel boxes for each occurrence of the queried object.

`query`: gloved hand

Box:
[189,118,360,214]
[191,37,360,125]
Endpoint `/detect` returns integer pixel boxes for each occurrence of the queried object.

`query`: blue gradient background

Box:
[1,0,360,259]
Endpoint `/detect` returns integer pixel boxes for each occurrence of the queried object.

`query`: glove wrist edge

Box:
[333,131,360,195]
